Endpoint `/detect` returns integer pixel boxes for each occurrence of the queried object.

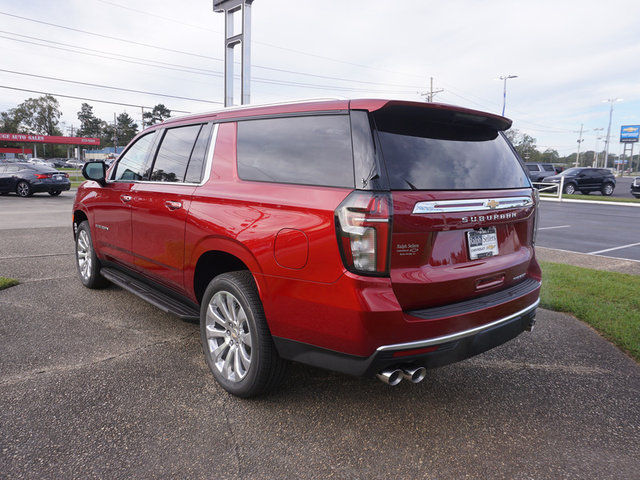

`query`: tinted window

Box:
[113,131,158,181]
[526,165,538,172]
[374,109,530,190]
[542,164,555,171]
[185,123,214,183]
[151,125,203,182]
[237,115,354,188]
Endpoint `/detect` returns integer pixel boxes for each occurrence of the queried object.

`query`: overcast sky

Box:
[1,0,639,157]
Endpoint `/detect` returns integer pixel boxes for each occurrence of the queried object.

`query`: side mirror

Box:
[82,161,107,187]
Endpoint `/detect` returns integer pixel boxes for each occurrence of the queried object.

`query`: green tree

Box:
[540,148,560,164]
[143,104,171,126]
[0,109,22,133]
[116,112,139,145]
[505,128,539,161]
[13,95,62,136]
[77,103,103,138]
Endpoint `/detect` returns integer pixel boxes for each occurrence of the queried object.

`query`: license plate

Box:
[53,175,64,181]
[466,227,499,260]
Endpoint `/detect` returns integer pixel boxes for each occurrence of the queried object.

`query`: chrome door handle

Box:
[120,195,132,202]
[165,200,182,210]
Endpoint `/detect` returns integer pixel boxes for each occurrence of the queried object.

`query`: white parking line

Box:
[538,225,571,230]
[588,242,640,255]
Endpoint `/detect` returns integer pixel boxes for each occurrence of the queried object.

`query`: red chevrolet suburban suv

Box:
[73,99,541,397]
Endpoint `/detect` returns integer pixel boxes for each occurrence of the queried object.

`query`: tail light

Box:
[335,191,392,276]
[35,173,51,179]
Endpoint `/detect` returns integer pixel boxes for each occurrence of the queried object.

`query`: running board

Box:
[100,267,200,321]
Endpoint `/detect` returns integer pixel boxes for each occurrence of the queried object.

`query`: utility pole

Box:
[575,124,584,167]
[113,112,118,153]
[603,98,622,169]
[419,77,443,102]
[499,75,518,116]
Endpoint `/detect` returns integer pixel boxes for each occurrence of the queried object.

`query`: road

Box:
[537,200,640,261]
[610,176,636,199]
[1,192,639,479]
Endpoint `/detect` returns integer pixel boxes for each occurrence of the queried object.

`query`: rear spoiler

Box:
[350,99,512,131]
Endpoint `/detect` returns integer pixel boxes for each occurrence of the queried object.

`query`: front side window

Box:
[150,124,203,182]
[237,115,354,188]
[113,131,158,181]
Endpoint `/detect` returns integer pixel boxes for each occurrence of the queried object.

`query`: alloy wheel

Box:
[204,291,253,383]
[76,229,92,282]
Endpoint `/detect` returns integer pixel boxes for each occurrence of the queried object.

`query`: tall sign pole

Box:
[213,0,255,107]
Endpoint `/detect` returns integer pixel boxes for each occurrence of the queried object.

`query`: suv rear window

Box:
[374,114,529,191]
[237,115,354,188]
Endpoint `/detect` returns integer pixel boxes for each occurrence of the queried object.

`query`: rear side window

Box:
[150,125,203,182]
[185,123,214,183]
[237,115,354,188]
[374,112,529,191]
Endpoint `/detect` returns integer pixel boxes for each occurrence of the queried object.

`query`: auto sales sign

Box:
[620,125,640,143]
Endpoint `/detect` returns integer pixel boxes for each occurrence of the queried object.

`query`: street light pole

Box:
[603,98,622,169]
[499,75,518,116]
[575,124,584,167]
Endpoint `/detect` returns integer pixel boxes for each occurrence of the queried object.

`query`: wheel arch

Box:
[190,239,263,305]
[72,209,89,238]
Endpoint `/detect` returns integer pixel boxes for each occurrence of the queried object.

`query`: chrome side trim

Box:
[412,196,533,214]
[376,298,540,353]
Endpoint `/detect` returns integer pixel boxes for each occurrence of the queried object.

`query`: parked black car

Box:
[0,163,71,197]
[632,177,640,198]
[542,167,616,195]
[525,162,557,183]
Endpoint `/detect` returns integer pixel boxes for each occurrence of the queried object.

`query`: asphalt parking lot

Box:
[1,193,639,479]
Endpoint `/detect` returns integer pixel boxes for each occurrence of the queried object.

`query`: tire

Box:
[16,181,32,197]
[75,221,109,289]
[601,183,614,196]
[200,271,287,397]
[563,183,576,195]
[49,190,61,196]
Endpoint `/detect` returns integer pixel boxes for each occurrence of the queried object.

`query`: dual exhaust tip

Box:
[376,366,427,386]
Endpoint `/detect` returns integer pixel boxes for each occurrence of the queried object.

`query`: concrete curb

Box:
[536,246,640,275]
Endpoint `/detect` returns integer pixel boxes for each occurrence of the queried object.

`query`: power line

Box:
[0,11,214,61]
[0,12,425,90]
[0,30,424,90]
[0,38,416,95]
[0,85,191,113]
[0,68,223,104]
[91,0,428,81]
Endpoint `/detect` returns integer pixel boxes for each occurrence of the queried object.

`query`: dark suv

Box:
[542,167,616,195]
[73,99,541,397]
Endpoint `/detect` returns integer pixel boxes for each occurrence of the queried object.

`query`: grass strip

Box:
[0,277,19,290]
[539,261,640,361]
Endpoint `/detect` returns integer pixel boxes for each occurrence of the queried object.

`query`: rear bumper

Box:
[31,180,71,193]
[273,299,538,377]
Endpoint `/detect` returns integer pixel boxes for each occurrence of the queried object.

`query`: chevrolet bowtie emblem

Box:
[486,199,500,209]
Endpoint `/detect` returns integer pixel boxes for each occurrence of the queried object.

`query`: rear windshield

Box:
[374,112,529,191]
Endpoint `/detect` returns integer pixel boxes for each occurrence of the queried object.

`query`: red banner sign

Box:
[0,133,100,146]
